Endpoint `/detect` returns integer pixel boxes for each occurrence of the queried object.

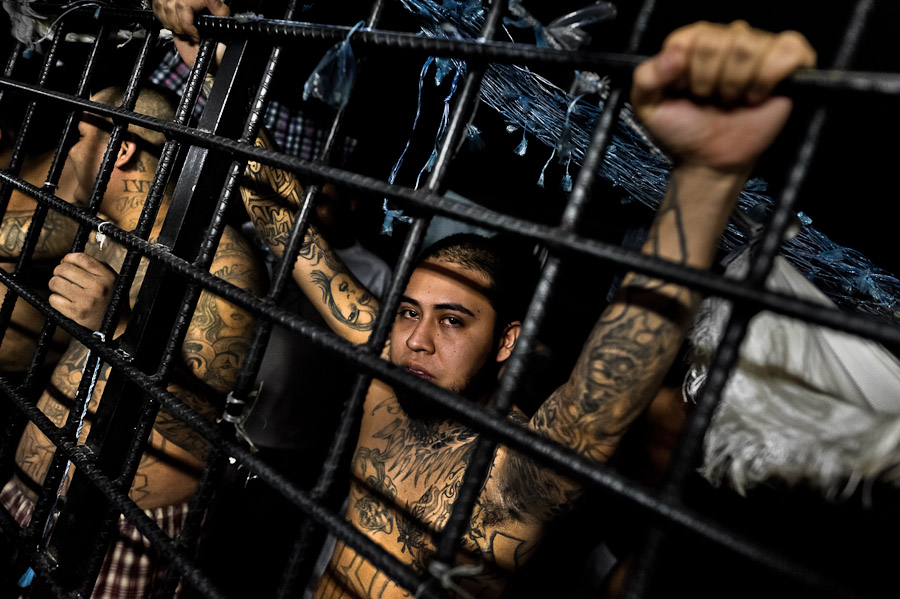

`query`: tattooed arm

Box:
[152,0,379,345]
[240,130,379,344]
[157,227,263,457]
[531,22,815,460]
[465,22,816,577]
[0,208,77,261]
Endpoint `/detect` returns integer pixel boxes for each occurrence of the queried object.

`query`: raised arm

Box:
[532,21,815,462]
[240,131,379,344]
[153,0,379,346]
[460,24,817,584]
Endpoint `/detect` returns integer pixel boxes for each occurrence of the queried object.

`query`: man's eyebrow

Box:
[399,296,477,318]
[434,302,476,317]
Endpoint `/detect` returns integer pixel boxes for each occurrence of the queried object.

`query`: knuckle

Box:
[775,30,813,56]
[729,40,757,64]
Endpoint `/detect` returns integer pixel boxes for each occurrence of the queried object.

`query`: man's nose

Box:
[405,319,435,353]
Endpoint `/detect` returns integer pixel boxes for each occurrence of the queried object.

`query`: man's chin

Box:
[395,375,495,422]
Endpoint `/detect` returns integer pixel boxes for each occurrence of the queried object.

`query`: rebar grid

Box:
[0,1,897,599]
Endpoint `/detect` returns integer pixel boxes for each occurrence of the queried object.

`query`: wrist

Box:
[645,166,748,270]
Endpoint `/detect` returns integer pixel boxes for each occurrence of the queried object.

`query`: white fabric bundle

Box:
[686,249,900,503]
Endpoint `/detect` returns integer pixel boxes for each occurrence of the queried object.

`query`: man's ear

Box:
[495,321,521,363]
[114,138,138,169]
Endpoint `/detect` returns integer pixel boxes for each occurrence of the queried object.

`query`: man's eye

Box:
[398,308,417,319]
[441,316,462,327]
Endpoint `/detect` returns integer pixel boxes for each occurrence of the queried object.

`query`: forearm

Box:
[241,131,379,343]
[535,166,744,462]
[208,73,379,340]
[0,209,76,260]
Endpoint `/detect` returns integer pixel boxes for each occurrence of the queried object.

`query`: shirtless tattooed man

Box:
[155,3,815,597]
[1,85,262,597]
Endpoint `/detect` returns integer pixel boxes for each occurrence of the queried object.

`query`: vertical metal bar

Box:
[621,2,876,597]
[47,1,273,593]
[21,28,133,583]
[261,3,401,597]
[434,0,657,572]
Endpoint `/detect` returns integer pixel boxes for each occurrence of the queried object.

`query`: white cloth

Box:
[686,250,900,502]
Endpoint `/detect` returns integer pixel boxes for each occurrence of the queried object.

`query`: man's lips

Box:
[405,364,434,380]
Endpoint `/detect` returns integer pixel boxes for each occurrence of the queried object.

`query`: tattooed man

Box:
[157,2,815,597]
[0,86,262,597]
[0,101,79,375]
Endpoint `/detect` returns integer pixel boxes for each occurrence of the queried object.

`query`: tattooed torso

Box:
[315,380,555,599]
[13,224,261,509]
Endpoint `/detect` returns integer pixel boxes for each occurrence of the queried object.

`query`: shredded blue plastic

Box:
[302,20,364,110]
[466,124,485,151]
[18,567,34,588]
[392,0,900,322]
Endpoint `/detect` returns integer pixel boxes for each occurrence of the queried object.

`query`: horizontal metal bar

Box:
[25,5,900,99]
[3,134,898,357]
[0,249,867,598]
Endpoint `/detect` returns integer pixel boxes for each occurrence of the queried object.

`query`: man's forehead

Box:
[407,260,492,302]
[79,113,114,135]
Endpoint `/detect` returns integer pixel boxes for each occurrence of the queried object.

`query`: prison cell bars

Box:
[621,1,880,597]
[0,3,896,599]
[0,81,892,599]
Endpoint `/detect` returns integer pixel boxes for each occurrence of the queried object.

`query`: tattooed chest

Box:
[348,416,478,571]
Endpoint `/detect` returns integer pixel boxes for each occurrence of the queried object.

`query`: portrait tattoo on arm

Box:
[310,269,377,331]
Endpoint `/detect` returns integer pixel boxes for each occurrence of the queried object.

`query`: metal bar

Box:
[268,0,392,595]
[0,249,876,599]
[1,4,897,598]
[33,22,172,597]
[60,6,900,101]
[621,1,879,597]
[2,164,897,357]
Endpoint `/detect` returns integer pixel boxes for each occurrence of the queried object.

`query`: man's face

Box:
[64,119,108,206]
[389,259,499,396]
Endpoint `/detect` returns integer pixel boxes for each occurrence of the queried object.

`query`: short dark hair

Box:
[418,233,541,330]
[90,85,176,151]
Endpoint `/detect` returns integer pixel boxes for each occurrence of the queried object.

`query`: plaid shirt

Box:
[1,480,188,599]
[149,49,357,164]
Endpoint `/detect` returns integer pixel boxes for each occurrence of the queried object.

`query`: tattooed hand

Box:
[631,21,816,176]
[48,252,118,331]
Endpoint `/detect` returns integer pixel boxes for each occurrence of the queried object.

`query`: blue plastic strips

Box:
[395,0,900,321]
[303,21,364,110]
